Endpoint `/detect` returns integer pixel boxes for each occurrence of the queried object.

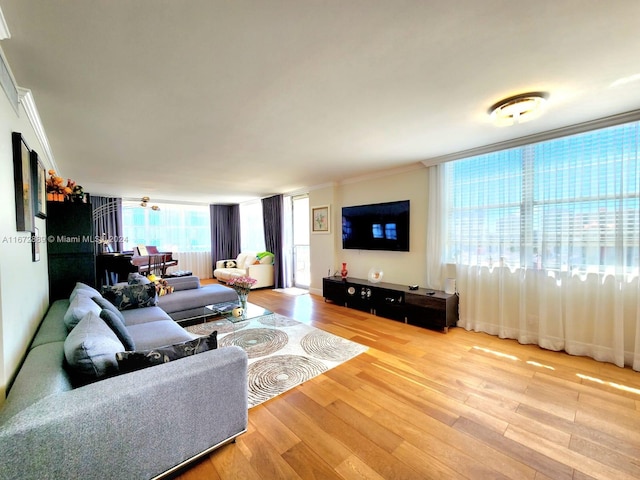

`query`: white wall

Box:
[0,58,51,404]
[308,166,429,295]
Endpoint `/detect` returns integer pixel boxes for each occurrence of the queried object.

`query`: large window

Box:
[240,200,265,253]
[446,121,640,276]
[122,201,210,252]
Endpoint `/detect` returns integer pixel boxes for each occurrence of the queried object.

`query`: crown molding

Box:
[18,87,59,173]
[0,7,10,40]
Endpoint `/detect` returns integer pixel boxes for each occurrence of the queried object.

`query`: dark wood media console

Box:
[323,276,459,332]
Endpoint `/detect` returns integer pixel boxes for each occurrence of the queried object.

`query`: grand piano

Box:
[96,246,178,287]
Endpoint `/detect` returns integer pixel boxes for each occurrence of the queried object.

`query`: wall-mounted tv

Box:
[342,200,410,252]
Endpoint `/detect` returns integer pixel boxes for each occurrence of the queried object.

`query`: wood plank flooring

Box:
[176,284,640,480]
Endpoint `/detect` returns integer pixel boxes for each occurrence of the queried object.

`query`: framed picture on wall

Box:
[311,205,330,234]
[12,132,34,232]
[31,150,47,219]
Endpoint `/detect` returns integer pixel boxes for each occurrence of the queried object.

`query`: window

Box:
[446,121,640,276]
[240,200,265,253]
[122,202,210,252]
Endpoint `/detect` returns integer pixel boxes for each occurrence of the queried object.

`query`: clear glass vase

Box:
[237,291,248,309]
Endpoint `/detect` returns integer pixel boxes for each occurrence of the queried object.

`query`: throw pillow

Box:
[115,331,218,373]
[127,272,151,285]
[69,282,102,302]
[101,283,158,310]
[64,311,124,379]
[99,309,136,351]
[224,260,237,268]
[63,293,103,331]
[92,296,127,324]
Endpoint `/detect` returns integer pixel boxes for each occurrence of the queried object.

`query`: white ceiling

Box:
[2,0,640,204]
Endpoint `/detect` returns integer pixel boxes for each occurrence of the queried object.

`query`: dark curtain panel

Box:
[210,204,240,274]
[262,194,284,289]
[92,196,123,253]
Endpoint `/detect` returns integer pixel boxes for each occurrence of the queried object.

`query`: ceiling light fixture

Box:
[488,91,549,126]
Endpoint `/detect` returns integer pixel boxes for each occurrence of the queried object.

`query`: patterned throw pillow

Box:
[115,331,218,373]
[224,260,237,268]
[101,283,158,310]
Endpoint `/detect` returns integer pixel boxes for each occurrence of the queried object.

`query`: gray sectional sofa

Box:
[0,281,248,480]
[155,275,239,321]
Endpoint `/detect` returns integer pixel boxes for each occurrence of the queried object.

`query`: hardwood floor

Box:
[177,284,640,480]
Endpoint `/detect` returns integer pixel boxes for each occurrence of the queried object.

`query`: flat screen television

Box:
[342,200,410,252]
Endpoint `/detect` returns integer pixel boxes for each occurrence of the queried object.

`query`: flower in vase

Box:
[227,276,257,296]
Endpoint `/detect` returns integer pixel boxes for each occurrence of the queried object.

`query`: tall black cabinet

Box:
[46,201,96,301]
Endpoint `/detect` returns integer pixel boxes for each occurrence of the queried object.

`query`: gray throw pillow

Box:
[92,296,126,324]
[64,311,124,379]
[127,272,151,285]
[99,309,136,351]
[115,331,218,373]
[64,293,103,331]
[69,282,102,301]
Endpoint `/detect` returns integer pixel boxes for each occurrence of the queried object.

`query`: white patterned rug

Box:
[185,313,368,408]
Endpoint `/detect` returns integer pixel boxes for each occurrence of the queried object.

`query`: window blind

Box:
[446,121,640,276]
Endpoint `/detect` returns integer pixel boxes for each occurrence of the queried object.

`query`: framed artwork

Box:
[12,132,34,232]
[31,150,47,218]
[32,227,40,262]
[311,205,330,234]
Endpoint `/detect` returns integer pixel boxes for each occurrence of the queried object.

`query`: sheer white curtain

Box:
[439,122,640,370]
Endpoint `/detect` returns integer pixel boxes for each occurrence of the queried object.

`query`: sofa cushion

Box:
[120,305,172,326]
[224,260,237,268]
[99,309,136,351]
[125,320,194,350]
[64,293,102,331]
[101,283,158,310]
[69,282,102,302]
[115,331,218,373]
[165,275,200,291]
[236,252,257,269]
[63,311,124,379]
[157,283,239,315]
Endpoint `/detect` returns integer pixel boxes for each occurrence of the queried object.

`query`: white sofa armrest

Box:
[246,264,274,289]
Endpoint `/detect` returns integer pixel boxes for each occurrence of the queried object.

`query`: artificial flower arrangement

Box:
[46,170,84,201]
[227,276,257,295]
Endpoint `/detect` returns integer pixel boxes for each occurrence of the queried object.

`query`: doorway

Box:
[291,195,310,288]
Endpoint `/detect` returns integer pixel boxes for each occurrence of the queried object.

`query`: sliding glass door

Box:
[292,195,310,288]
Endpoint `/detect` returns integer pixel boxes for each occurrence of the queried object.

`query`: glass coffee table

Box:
[204,301,271,323]
[180,301,272,337]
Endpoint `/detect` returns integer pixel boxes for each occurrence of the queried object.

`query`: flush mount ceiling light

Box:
[140,196,160,211]
[488,91,549,126]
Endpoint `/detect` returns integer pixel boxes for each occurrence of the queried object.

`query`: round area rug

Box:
[258,314,301,327]
[219,328,288,358]
[247,354,328,406]
[301,329,368,362]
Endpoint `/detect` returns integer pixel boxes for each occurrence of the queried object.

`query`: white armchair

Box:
[213,252,274,289]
